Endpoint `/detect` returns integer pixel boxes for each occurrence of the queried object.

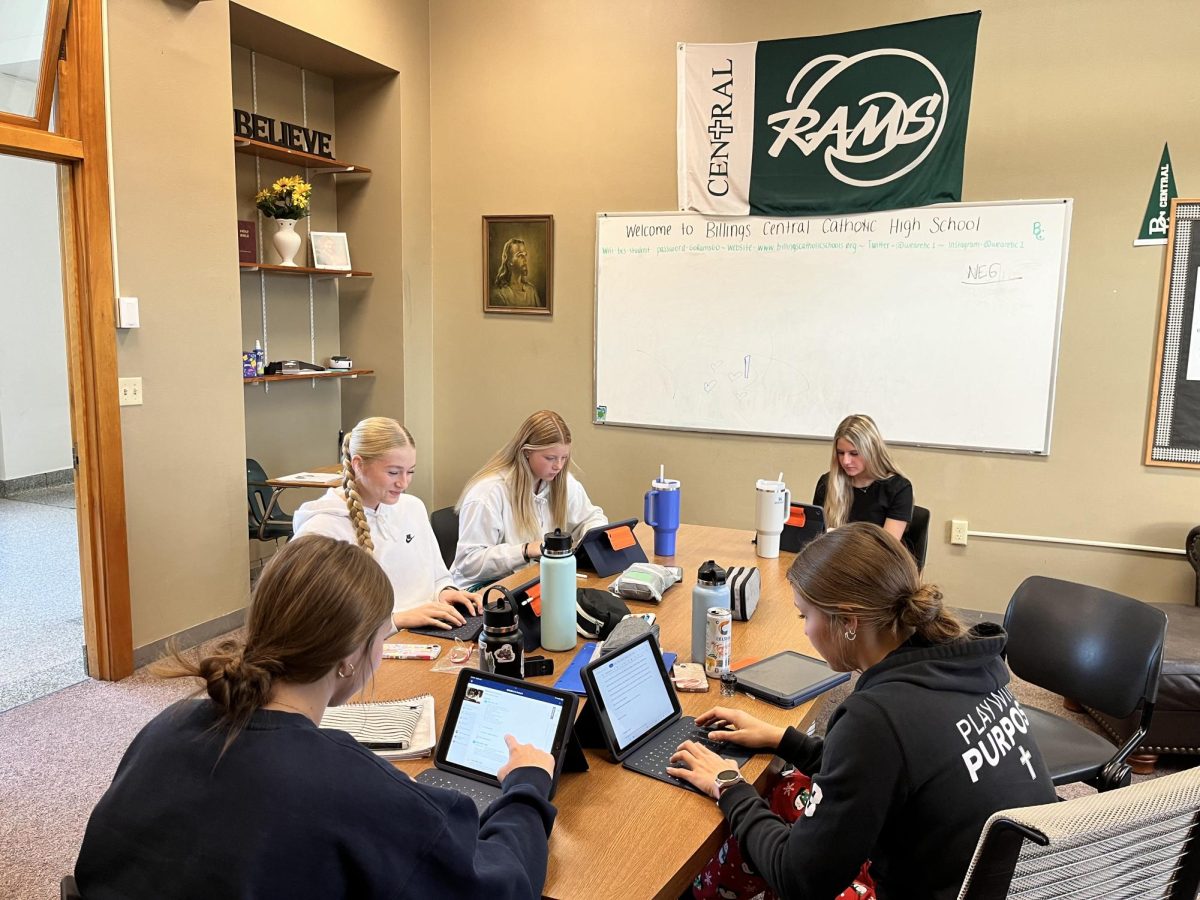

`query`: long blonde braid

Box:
[341,432,374,552]
[341,417,416,553]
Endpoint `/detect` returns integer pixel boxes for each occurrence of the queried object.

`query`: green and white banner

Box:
[678,12,981,216]
[1134,143,1177,247]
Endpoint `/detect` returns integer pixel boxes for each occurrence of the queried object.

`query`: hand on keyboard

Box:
[694,706,786,752]
[667,738,743,800]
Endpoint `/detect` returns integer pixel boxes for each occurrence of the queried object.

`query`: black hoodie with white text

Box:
[718,623,1056,900]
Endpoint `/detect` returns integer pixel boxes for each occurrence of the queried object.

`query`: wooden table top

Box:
[367,523,820,900]
[265,464,341,489]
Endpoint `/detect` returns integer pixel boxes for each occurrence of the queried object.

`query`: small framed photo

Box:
[310,231,352,271]
[483,215,553,316]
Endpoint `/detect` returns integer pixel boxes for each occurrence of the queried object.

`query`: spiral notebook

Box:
[320,694,436,760]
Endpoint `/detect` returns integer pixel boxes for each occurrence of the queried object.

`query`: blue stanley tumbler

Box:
[644,475,681,557]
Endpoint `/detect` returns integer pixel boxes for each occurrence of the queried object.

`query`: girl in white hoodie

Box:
[451,410,606,586]
[293,417,480,631]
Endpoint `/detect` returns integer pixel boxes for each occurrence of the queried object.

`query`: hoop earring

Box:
[844,629,857,642]
[337,662,356,679]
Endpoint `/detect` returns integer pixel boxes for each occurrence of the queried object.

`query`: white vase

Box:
[272,219,302,267]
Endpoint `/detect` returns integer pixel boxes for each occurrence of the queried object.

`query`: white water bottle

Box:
[539,529,577,652]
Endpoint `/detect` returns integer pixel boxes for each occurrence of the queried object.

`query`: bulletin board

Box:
[1147,200,1200,466]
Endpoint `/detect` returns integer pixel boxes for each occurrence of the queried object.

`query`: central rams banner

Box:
[678,12,981,216]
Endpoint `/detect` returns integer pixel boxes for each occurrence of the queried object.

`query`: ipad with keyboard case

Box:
[580,632,756,794]
[409,575,542,644]
[415,668,578,814]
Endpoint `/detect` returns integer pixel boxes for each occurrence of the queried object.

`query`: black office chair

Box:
[430,506,460,568]
[1004,576,1167,792]
[903,504,930,570]
[61,875,82,900]
[246,458,293,542]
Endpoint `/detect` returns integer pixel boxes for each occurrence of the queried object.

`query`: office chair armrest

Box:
[958,817,1049,900]
[1097,704,1154,790]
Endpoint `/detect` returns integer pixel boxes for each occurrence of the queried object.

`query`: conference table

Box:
[371,523,824,900]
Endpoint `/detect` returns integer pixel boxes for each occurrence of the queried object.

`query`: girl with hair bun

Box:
[75,535,559,899]
[814,413,913,543]
[293,417,480,631]
[669,523,1055,900]
[452,409,607,585]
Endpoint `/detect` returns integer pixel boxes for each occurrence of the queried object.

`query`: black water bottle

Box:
[479,589,524,679]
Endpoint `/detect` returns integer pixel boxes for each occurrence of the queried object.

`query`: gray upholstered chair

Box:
[956,766,1200,899]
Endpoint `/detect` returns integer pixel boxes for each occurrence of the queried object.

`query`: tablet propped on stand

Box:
[574,517,648,577]
[733,650,850,708]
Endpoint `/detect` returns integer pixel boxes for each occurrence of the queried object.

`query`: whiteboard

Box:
[593,200,1072,453]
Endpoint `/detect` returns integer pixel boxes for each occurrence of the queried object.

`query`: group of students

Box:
[289,409,608,631]
[72,411,1056,900]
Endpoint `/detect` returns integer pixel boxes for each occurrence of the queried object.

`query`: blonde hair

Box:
[824,414,904,529]
[341,417,415,552]
[158,535,392,756]
[458,410,572,542]
[787,523,963,670]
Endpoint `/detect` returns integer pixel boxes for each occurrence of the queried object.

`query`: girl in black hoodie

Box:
[668,523,1056,900]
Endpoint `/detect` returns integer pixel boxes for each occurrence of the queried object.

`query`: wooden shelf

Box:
[243,368,374,384]
[233,137,371,174]
[240,261,373,278]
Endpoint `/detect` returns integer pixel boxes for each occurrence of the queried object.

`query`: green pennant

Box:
[1135,143,1177,246]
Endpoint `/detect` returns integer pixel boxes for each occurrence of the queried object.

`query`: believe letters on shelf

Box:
[234,108,333,159]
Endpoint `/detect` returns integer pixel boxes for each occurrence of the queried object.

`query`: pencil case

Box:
[726,566,760,621]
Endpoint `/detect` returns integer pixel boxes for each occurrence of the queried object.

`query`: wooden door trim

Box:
[2,0,132,680]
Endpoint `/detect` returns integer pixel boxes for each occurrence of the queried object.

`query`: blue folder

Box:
[554,641,677,695]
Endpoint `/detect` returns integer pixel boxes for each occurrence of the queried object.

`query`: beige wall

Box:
[103,0,1200,651]
[106,0,432,648]
[429,0,1200,612]
[107,0,249,646]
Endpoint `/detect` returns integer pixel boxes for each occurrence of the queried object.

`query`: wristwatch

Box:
[713,768,745,801]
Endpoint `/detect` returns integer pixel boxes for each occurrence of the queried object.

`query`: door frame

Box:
[1,0,133,680]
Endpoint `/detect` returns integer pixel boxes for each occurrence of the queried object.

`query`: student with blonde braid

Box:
[813,413,913,543]
[293,417,480,631]
[668,524,1054,900]
[75,536,559,899]
[451,410,607,585]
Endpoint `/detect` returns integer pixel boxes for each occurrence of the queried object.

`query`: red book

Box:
[237,220,257,263]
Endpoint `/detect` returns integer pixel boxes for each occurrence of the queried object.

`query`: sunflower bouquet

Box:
[254,175,312,219]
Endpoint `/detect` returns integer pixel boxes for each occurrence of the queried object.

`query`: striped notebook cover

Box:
[320,695,433,751]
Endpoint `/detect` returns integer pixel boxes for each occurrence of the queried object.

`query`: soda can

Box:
[705,607,732,678]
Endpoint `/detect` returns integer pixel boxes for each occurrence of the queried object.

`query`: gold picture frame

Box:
[483,215,553,316]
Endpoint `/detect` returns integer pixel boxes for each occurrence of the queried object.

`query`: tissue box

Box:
[242,352,257,378]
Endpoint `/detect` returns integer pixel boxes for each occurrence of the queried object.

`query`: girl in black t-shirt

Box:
[812,414,912,542]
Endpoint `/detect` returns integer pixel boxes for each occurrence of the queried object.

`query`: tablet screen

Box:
[442,672,570,780]
[735,651,845,702]
[587,636,677,754]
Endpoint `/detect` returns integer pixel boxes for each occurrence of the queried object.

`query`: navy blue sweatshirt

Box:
[75,700,556,899]
[717,624,1056,900]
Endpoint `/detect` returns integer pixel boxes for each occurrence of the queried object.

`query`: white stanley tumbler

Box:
[754,476,790,559]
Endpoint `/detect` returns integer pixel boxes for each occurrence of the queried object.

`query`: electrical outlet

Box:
[950,519,969,546]
[118,377,143,406]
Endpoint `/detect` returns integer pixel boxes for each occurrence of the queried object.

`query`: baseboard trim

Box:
[133,607,246,670]
[0,468,74,498]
